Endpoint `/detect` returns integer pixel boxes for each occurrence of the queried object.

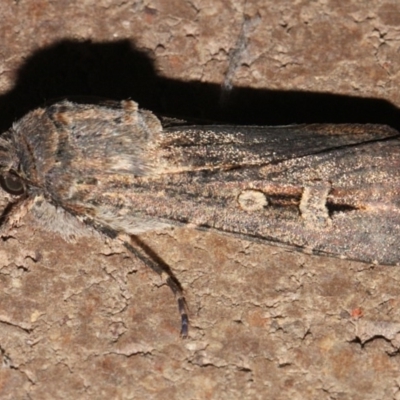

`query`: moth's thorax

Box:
[10,99,163,202]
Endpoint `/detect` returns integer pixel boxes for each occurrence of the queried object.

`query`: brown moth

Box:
[0,99,399,337]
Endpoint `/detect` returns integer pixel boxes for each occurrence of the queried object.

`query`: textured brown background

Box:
[1,1,400,399]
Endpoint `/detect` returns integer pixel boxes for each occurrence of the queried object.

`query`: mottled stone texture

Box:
[1,1,400,399]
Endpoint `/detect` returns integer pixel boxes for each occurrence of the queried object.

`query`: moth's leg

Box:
[123,237,189,338]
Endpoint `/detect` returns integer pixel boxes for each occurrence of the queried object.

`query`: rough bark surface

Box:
[1,1,400,399]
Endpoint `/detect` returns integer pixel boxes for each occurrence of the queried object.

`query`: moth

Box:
[0,99,399,337]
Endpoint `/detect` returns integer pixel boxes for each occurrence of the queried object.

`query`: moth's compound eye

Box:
[0,172,25,195]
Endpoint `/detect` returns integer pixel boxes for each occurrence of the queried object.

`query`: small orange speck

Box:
[351,307,363,319]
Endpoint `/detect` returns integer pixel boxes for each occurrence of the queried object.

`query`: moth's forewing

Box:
[108,124,399,266]
[158,124,399,265]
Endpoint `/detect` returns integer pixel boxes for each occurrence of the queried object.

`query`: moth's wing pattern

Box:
[63,118,399,266]
[156,124,400,265]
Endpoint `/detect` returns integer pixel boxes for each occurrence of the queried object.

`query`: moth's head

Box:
[0,134,25,196]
